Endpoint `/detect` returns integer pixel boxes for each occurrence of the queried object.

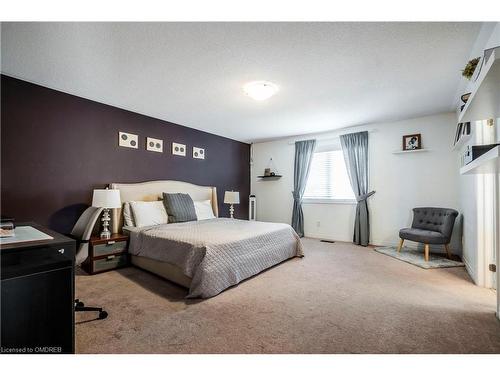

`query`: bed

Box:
[110,180,303,298]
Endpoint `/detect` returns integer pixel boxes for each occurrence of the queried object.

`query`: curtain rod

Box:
[286,129,376,145]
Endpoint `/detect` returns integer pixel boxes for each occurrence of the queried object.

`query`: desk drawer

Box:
[1,244,75,280]
[93,241,127,257]
[92,254,127,273]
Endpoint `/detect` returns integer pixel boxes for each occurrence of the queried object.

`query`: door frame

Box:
[496,171,499,320]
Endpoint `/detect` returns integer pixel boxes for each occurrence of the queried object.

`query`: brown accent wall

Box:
[1,75,250,233]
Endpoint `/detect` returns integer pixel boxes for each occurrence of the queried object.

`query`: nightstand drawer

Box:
[92,254,128,273]
[86,234,129,275]
[93,241,127,257]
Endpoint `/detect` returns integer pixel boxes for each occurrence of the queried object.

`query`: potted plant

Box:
[462,57,480,80]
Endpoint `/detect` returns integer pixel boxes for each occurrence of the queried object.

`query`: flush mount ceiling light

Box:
[243,81,279,101]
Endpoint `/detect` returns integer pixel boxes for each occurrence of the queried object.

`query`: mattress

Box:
[125,218,303,298]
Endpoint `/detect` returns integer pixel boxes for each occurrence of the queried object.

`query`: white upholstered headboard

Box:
[110,180,218,233]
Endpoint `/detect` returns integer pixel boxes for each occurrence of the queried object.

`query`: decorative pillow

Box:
[162,193,197,223]
[194,200,216,220]
[129,201,169,227]
[122,202,135,227]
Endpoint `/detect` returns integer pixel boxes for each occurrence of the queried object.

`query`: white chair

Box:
[71,206,103,266]
[70,206,108,320]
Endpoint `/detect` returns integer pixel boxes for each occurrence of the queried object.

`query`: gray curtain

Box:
[291,139,316,237]
[340,131,375,246]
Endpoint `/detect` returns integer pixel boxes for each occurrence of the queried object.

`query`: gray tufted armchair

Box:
[398,207,459,261]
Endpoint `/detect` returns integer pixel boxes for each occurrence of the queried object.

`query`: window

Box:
[303,148,355,202]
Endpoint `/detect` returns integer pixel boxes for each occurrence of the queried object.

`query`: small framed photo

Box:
[172,142,186,156]
[454,123,463,145]
[402,134,422,151]
[192,147,205,159]
[146,137,163,153]
[118,132,138,149]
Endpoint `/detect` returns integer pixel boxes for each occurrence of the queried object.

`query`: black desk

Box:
[0,223,76,354]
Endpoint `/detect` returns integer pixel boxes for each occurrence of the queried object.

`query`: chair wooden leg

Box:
[397,239,404,252]
[444,244,452,259]
[424,244,430,262]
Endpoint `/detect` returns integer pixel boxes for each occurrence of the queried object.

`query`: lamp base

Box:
[100,229,111,239]
[229,204,234,219]
[100,208,112,239]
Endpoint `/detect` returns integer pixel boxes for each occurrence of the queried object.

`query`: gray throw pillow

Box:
[162,193,197,223]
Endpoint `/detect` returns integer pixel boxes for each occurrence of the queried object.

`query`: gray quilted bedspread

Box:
[127,218,303,298]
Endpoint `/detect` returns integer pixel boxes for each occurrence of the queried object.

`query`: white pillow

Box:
[129,201,169,227]
[194,200,216,220]
[122,202,135,227]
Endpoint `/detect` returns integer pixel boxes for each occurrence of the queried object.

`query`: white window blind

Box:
[304,149,355,201]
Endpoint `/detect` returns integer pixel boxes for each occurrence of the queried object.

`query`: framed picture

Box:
[172,142,186,156]
[192,147,205,159]
[462,122,471,137]
[454,123,463,145]
[118,132,138,149]
[402,134,422,151]
[146,137,163,153]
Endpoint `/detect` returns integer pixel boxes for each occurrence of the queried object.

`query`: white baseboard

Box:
[304,232,351,242]
[462,256,477,284]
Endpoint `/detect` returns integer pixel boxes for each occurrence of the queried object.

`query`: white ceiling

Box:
[1,22,481,143]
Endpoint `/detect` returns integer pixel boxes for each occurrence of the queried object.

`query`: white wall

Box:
[457,23,500,287]
[459,120,497,286]
[251,112,461,253]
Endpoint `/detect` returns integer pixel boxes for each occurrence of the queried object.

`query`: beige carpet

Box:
[75,238,500,354]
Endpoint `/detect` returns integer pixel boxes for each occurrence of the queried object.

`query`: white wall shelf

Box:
[392,149,429,154]
[452,133,472,150]
[460,145,500,175]
[457,47,500,123]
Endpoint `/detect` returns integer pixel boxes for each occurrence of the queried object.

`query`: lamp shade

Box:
[224,191,240,205]
[92,189,121,208]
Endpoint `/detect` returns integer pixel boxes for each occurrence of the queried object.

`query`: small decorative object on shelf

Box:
[453,122,471,147]
[463,143,500,166]
[402,133,422,151]
[461,92,471,104]
[261,157,280,178]
[460,144,500,175]
[460,92,472,112]
[462,57,481,80]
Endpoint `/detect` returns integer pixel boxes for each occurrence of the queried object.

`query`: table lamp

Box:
[224,191,240,219]
[92,188,121,239]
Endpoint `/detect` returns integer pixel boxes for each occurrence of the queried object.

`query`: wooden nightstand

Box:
[83,233,129,274]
